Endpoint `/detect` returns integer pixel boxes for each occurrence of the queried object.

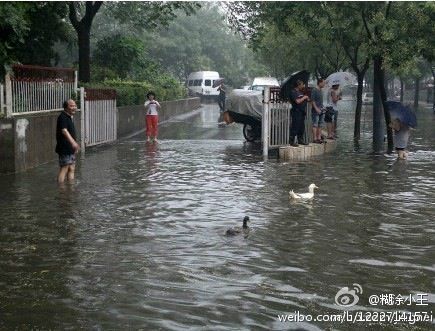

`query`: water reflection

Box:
[0,104,434,330]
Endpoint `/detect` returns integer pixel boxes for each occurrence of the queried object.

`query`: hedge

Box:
[83,78,188,106]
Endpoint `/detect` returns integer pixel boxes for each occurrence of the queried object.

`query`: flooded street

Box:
[0,103,434,330]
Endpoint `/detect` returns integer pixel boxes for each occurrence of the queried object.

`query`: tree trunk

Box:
[432,66,435,111]
[353,72,365,142]
[77,27,91,83]
[68,2,103,83]
[372,56,384,154]
[400,78,404,102]
[378,62,393,153]
[414,78,420,109]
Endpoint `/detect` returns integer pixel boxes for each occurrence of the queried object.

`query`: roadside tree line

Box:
[226,1,435,152]
[1,2,268,104]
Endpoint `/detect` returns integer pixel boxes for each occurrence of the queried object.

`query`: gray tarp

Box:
[226,89,263,120]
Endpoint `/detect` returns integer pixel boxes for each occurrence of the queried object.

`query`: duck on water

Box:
[289,183,318,200]
[225,216,250,236]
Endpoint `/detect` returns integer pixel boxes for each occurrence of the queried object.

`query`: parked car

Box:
[362,92,373,104]
[249,77,279,92]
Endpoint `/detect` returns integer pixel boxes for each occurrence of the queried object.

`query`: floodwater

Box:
[0,103,434,330]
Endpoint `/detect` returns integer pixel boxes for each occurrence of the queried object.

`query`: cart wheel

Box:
[243,124,260,142]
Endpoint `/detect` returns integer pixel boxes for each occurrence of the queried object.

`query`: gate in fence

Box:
[83,88,117,147]
[262,87,312,157]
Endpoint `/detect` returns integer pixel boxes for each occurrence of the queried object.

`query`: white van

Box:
[186,71,220,97]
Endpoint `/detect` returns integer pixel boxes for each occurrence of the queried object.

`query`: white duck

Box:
[289,183,319,200]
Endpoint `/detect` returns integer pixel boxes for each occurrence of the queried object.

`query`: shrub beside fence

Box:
[84,79,188,106]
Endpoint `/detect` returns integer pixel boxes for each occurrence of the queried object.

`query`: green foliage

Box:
[90,31,188,105]
[90,65,119,82]
[84,78,187,106]
[0,2,68,74]
[106,1,201,31]
[17,2,69,66]
[93,34,145,79]
[0,2,30,70]
[92,32,168,84]
[89,3,268,87]
[226,2,350,79]
[143,3,268,87]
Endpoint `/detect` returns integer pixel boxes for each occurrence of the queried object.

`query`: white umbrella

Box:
[325,72,357,88]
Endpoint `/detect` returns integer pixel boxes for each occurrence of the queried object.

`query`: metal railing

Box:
[0,83,4,117]
[269,103,292,148]
[84,88,117,147]
[262,86,312,157]
[5,64,77,116]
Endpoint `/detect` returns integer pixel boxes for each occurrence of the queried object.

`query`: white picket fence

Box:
[5,64,77,116]
[84,88,117,147]
[269,103,292,148]
[2,65,118,152]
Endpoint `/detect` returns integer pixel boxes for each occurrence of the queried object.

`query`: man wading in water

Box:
[56,99,80,183]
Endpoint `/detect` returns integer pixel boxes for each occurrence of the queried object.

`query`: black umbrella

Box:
[213,78,225,88]
[280,70,310,101]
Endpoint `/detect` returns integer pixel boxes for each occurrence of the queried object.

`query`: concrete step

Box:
[279,139,337,161]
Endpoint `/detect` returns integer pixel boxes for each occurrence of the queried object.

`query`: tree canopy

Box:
[0,2,69,76]
[226,1,434,151]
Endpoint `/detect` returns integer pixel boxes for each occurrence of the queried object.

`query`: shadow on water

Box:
[0,103,434,330]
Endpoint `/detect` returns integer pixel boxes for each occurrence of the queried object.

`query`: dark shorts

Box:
[311,110,324,127]
[324,107,335,123]
[59,154,76,167]
[395,147,405,151]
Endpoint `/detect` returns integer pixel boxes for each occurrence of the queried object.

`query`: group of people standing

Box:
[289,78,412,159]
[289,78,341,147]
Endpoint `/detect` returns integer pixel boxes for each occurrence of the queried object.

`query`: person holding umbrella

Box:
[390,119,410,159]
[386,101,417,160]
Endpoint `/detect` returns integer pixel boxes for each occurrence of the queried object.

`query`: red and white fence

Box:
[5,64,77,116]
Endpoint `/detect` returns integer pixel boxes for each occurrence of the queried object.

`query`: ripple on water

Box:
[0,109,434,330]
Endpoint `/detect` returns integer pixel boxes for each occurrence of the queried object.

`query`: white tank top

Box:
[144,100,160,115]
[327,89,340,110]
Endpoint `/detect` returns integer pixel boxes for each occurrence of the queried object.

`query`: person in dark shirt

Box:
[217,82,226,112]
[56,99,80,183]
[289,80,310,146]
[311,78,326,143]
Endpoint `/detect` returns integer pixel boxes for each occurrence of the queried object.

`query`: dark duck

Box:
[225,216,250,236]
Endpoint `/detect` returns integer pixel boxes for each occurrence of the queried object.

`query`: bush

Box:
[83,77,188,106]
